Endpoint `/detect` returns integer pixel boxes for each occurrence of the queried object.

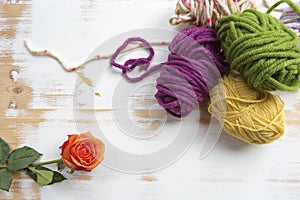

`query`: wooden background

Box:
[1,0,300,199]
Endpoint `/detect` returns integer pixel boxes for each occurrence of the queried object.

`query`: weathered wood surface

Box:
[1,0,300,199]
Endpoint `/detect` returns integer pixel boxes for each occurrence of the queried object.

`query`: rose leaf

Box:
[28,166,53,186]
[27,166,66,185]
[0,138,10,164]
[7,146,42,171]
[0,168,13,192]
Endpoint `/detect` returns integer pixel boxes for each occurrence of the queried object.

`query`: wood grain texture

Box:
[0,2,42,199]
[1,0,300,199]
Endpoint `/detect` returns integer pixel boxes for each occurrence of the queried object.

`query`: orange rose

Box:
[61,132,105,171]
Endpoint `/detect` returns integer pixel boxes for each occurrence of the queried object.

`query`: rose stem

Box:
[30,159,63,167]
[0,159,63,170]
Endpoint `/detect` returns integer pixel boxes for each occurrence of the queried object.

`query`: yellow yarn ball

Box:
[208,73,285,144]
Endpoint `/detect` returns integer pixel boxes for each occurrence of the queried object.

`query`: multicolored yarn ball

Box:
[280,1,300,39]
[169,0,255,29]
[110,27,229,117]
[218,2,300,91]
[208,73,285,144]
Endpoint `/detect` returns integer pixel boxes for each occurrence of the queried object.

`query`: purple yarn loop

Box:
[110,27,229,118]
[110,37,158,82]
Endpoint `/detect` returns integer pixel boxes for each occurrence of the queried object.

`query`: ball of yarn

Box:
[218,9,300,91]
[208,73,285,144]
[155,27,229,117]
[280,1,300,40]
[169,0,254,29]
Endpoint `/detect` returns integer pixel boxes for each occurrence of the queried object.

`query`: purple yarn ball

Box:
[155,27,229,117]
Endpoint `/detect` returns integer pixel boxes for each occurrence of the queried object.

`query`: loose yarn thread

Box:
[280,1,300,40]
[24,40,170,72]
[262,0,284,12]
[208,73,285,144]
[218,0,300,91]
[110,27,229,117]
[169,0,255,29]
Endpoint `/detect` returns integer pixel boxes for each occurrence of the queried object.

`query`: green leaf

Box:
[27,166,66,186]
[0,138,10,164]
[51,170,67,184]
[28,166,53,186]
[0,168,13,192]
[7,146,42,171]
[26,167,37,180]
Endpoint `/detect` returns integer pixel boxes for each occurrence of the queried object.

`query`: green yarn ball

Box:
[218,9,300,91]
